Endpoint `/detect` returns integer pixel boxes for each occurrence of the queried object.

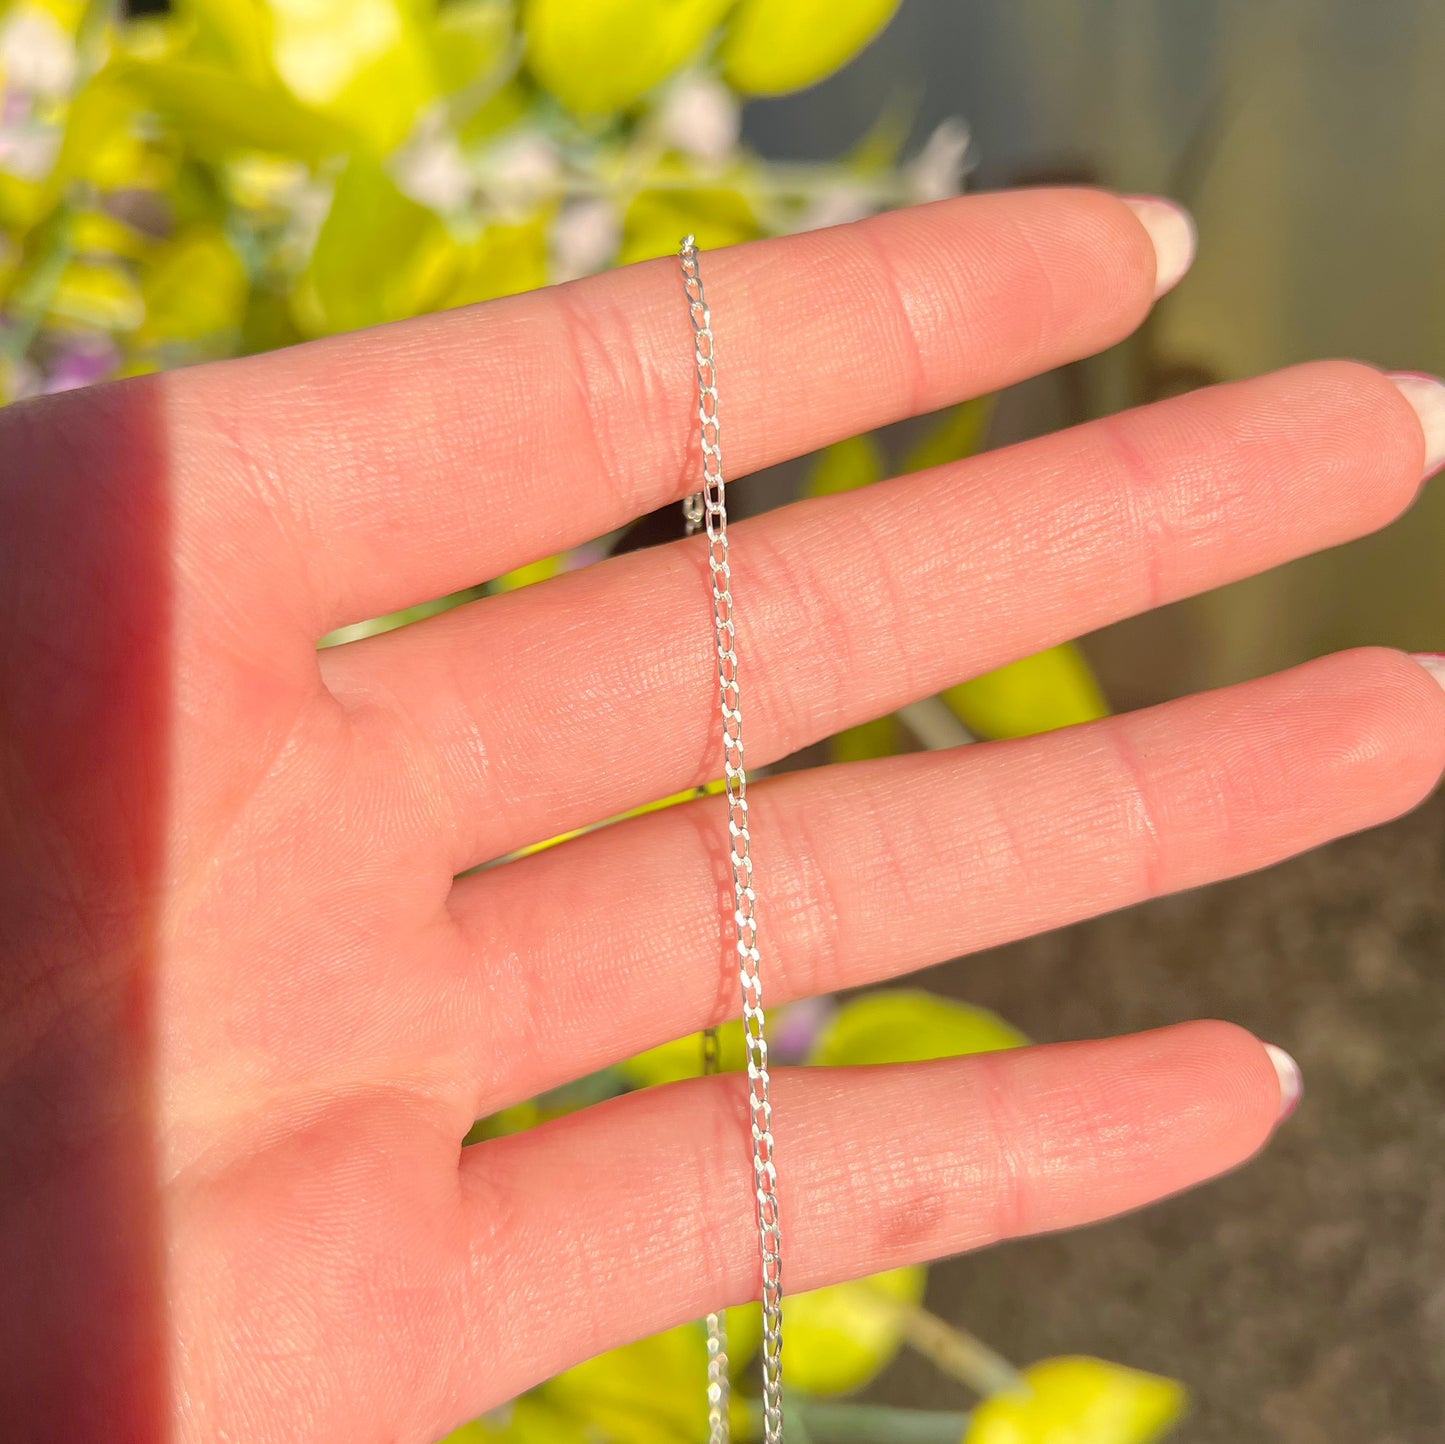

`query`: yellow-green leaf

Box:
[943,644,1109,741]
[620,181,757,265]
[114,57,353,162]
[621,1018,747,1089]
[902,396,993,473]
[266,0,440,153]
[966,1357,1187,1444]
[522,0,731,116]
[293,154,456,334]
[544,1323,733,1444]
[443,1395,590,1443]
[0,173,44,240]
[830,714,901,763]
[137,224,247,346]
[810,990,1027,1068]
[441,215,550,309]
[802,432,885,498]
[844,89,918,175]
[786,1267,927,1396]
[69,207,153,262]
[44,70,140,199]
[49,259,145,331]
[172,0,275,78]
[491,551,564,592]
[721,0,901,96]
[430,0,514,96]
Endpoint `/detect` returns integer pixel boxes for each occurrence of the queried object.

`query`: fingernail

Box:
[1264,1043,1303,1121]
[1121,196,1197,299]
[1387,373,1445,478]
[1410,653,1445,691]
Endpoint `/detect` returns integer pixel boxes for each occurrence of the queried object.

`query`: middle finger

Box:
[320,358,1429,869]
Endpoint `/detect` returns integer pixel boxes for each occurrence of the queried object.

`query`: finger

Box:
[323,360,1432,867]
[445,649,1445,1108]
[169,188,1171,631]
[454,1021,1288,1409]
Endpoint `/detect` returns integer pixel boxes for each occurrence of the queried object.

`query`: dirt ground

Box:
[873,789,1445,1441]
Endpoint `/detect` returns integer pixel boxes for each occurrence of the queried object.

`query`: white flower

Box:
[0,6,76,99]
[799,183,874,233]
[551,198,620,281]
[396,131,473,213]
[484,132,560,221]
[0,119,58,180]
[906,118,972,204]
[656,72,741,164]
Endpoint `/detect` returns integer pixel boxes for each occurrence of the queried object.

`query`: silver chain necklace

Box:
[679,235,784,1444]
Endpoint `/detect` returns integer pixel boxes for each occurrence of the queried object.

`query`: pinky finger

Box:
[456,1020,1296,1408]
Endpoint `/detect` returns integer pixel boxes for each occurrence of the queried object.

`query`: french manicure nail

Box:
[1121,196,1198,299]
[1264,1043,1303,1121]
[1388,373,1445,478]
[1410,653,1445,691]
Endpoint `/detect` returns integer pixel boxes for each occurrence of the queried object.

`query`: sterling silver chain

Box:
[679,235,783,1444]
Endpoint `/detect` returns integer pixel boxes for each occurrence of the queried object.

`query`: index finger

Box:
[165,188,1184,632]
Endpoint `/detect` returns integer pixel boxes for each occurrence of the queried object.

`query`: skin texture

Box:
[0,188,1441,1443]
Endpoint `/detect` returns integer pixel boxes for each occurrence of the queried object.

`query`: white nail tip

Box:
[1264,1043,1303,1121]
[1122,197,1197,298]
[1388,374,1445,476]
[1410,653,1445,692]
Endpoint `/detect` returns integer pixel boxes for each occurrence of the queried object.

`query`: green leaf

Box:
[721,0,901,96]
[440,215,550,308]
[442,1395,591,1443]
[902,396,993,474]
[0,173,44,240]
[430,0,515,96]
[113,57,353,162]
[943,645,1109,741]
[266,0,440,153]
[172,0,275,78]
[43,69,139,199]
[522,0,731,116]
[49,259,145,331]
[844,89,920,175]
[810,990,1027,1068]
[545,1323,750,1444]
[802,432,885,498]
[137,224,248,347]
[293,154,456,334]
[620,1018,747,1088]
[966,1357,1187,1444]
[786,1267,927,1396]
[619,181,757,265]
[830,713,901,763]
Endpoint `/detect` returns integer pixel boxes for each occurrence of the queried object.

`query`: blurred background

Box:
[773,7,1445,1441]
[2,1,1442,1440]
[750,0,1445,705]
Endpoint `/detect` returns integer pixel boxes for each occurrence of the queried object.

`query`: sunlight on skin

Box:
[1,190,1443,1443]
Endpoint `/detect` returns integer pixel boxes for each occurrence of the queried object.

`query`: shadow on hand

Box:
[0,376,171,1440]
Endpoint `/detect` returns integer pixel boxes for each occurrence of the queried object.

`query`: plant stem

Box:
[862,1286,1027,1399]
[749,1402,969,1443]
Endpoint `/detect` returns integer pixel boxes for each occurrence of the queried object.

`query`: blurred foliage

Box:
[966,1358,1186,1444]
[0,1,1177,1439]
[810,989,1027,1066]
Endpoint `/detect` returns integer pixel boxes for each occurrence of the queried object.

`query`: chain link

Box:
[685,478,733,1444]
[679,234,783,1444]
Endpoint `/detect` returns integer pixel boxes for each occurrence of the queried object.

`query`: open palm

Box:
[3,189,1442,1443]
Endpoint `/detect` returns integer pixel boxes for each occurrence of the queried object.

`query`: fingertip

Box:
[1119,195,1198,298]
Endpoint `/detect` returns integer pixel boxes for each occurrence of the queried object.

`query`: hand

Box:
[3,188,1442,1444]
